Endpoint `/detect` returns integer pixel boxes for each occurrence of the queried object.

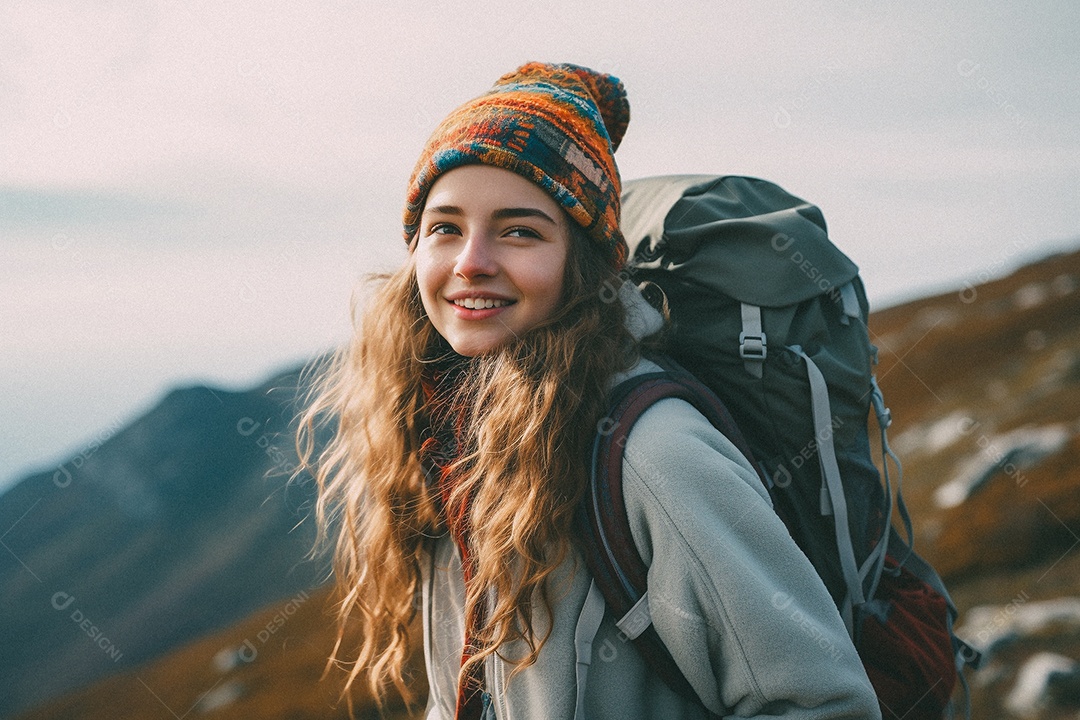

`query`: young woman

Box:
[299,62,881,719]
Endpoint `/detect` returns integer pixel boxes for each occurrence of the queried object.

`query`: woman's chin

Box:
[443,333,509,357]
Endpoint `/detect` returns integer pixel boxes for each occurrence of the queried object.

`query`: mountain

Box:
[870,246,1080,587]
[0,366,325,718]
[5,244,1080,719]
[870,246,1080,717]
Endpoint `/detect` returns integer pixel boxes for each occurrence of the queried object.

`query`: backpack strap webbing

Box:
[788,344,867,635]
[576,364,763,712]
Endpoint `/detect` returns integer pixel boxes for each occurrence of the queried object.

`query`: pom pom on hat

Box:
[403,61,630,269]
[498,62,631,152]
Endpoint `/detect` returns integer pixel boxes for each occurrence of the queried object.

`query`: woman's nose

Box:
[454,235,498,280]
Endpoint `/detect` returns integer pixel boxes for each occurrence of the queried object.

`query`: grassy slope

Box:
[15,585,425,720]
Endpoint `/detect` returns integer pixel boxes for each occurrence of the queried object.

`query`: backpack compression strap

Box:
[576,366,764,710]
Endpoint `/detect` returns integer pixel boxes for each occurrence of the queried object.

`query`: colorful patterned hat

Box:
[403,62,630,268]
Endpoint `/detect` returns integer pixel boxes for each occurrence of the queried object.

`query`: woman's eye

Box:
[429,223,460,236]
[505,227,541,239]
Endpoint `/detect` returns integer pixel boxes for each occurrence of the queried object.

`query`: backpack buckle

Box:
[739,332,768,361]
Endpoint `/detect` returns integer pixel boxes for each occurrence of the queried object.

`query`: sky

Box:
[2,0,1079,491]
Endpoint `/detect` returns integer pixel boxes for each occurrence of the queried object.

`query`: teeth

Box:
[454,297,511,310]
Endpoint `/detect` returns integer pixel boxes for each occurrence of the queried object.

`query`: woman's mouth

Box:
[451,297,513,309]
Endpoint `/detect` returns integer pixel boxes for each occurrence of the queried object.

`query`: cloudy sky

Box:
[2,0,1078,489]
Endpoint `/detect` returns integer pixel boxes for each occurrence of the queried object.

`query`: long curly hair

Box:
[296,224,639,708]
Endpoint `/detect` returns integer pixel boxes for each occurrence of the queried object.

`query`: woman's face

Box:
[414,165,571,357]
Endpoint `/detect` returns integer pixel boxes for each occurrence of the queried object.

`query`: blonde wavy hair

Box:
[296,225,639,708]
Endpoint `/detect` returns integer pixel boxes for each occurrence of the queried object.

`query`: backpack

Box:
[575,175,982,719]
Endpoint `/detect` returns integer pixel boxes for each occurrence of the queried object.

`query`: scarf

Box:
[420,354,488,720]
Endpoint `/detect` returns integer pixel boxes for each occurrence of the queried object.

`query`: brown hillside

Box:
[868,246,1080,718]
[15,585,426,720]
[867,247,1080,582]
[870,249,1080,423]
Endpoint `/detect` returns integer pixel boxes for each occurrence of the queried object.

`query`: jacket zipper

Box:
[491,652,511,720]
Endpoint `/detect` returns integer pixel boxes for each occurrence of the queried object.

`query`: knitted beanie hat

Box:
[403,62,630,269]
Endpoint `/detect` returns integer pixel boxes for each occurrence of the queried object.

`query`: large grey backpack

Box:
[576,175,980,719]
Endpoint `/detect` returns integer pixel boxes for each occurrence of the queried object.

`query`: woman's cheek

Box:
[414,252,441,304]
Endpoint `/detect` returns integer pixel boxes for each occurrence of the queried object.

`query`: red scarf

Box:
[420,357,488,719]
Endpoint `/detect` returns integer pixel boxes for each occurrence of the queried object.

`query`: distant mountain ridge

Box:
[0,367,323,718]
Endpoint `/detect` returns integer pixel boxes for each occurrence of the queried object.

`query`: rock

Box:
[196,679,245,714]
[1005,653,1080,718]
[958,596,1080,655]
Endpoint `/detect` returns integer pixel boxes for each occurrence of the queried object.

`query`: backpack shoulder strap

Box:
[576,360,763,708]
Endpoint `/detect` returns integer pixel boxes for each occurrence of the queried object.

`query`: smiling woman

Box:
[297,61,880,720]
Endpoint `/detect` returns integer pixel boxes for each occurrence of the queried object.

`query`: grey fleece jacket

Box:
[419,284,881,719]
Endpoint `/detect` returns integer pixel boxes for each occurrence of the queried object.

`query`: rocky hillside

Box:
[871,246,1080,718]
[5,244,1080,719]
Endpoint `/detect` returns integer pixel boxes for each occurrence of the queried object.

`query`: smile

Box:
[452,298,514,309]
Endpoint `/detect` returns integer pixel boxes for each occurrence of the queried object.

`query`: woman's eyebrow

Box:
[424,205,464,216]
[491,207,557,224]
